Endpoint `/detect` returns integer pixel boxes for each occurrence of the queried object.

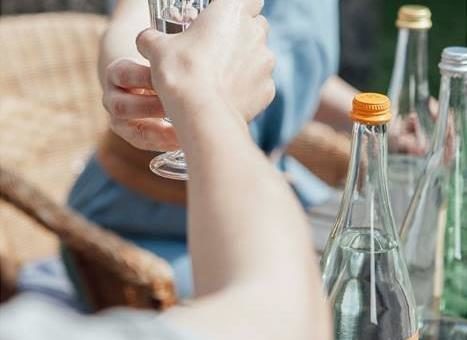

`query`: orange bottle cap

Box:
[351,93,392,125]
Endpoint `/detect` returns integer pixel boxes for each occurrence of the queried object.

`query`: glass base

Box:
[149,150,188,181]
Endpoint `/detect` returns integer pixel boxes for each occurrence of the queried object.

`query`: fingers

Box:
[248,15,269,45]
[242,0,264,17]
[261,47,276,75]
[103,88,165,120]
[136,28,167,63]
[111,118,180,152]
[107,59,153,90]
[254,15,269,35]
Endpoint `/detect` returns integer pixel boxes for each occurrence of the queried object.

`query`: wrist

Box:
[168,94,249,147]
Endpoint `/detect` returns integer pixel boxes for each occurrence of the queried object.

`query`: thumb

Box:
[136,28,167,62]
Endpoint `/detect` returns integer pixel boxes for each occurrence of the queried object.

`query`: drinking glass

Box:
[148,0,210,180]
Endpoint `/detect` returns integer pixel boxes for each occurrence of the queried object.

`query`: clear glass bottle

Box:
[321,93,419,340]
[440,47,467,319]
[387,5,434,228]
[400,47,467,322]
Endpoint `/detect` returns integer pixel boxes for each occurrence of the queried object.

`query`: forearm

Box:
[178,100,314,291]
[166,98,330,340]
[314,75,358,132]
[98,0,149,85]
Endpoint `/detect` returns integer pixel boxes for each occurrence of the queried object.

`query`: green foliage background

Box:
[370,0,466,96]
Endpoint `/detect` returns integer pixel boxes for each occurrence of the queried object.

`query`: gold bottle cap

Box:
[396,5,432,30]
[351,93,392,125]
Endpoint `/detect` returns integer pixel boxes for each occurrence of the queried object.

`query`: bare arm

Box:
[165,101,332,340]
[315,75,358,132]
[98,0,149,85]
[136,1,332,339]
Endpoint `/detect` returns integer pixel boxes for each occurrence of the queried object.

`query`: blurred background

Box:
[0,0,465,305]
[340,0,466,94]
[372,0,466,94]
[1,0,465,95]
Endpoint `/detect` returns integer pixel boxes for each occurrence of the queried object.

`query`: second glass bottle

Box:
[321,93,419,340]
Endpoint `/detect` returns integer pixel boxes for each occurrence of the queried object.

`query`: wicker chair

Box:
[0,12,176,310]
[0,11,349,309]
[0,165,177,309]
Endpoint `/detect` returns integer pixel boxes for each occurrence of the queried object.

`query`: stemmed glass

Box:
[148,0,210,180]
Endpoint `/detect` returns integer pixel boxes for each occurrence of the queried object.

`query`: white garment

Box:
[0,295,197,340]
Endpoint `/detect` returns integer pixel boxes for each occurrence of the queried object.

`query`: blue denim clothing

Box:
[67,0,339,300]
[67,157,193,299]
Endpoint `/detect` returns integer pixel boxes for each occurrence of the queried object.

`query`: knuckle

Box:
[259,49,276,75]
[265,79,276,104]
[140,67,153,87]
[256,0,265,12]
[111,97,126,118]
[129,120,150,146]
[130,121,169,151]
[174,48,198,75]
[109,119,156,152]
[257,25,267,42]
[159,52,196,92]
[140,100,152,117]
[257,15,269,31]
[266,51,276,72]
[113,63,130,86]
[252,16,269,44]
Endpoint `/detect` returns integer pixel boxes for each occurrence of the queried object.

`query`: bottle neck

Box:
[332,122,398,240]
[433,71,467,152]
[400,71,467,239]
[389,28,430,116]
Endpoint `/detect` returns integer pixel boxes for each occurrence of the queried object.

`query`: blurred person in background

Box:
[63,0,359,303]
[0,2,332,338]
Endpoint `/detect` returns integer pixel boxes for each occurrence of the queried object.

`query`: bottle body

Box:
[401,47,467,321]
[400,158,448,320]
[326,226,418,340]
[441,68,467,318]
[322,111,418,340]
[388,27,433,229]
[399,87,450,318]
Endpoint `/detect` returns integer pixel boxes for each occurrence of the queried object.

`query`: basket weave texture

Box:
[0,13,177,310]
[0,13,108,264]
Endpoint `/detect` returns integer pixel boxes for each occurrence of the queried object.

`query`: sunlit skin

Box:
[102,1,272,151]
[129,1,332,339]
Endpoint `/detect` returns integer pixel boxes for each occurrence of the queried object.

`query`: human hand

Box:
[137,0,276,128]
[102,58,180,151]
[388,98,439,156]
